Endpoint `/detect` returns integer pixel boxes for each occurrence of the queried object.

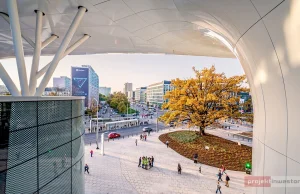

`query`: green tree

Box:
[160,66,248,136]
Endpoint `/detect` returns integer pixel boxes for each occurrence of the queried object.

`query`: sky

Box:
[0,54,244,92]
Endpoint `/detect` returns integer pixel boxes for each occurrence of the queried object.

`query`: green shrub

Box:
[168,131,198,143]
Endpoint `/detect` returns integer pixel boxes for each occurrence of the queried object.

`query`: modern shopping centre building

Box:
[0,1,299,193]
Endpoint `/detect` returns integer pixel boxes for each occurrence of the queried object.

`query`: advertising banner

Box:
[72,67,89,107]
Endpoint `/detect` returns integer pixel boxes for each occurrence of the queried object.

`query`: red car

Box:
[108,132,121,139]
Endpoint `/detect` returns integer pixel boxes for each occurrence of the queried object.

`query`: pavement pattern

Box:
[84,128,251,194]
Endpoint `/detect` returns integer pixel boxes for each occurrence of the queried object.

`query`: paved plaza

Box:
[84,129,251,194]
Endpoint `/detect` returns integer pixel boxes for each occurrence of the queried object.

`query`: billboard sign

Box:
[72,67,89,107]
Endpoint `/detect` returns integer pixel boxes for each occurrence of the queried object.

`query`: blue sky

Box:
[0,54,244,92]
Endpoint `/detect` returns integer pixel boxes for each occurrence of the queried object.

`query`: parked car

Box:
[121,114,126,117]
[108,132,121,139]
[142,127,153,132]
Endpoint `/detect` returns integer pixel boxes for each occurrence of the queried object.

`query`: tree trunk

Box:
[199,126,206,136]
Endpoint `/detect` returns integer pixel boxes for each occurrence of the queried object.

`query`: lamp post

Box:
[92,98,99,149]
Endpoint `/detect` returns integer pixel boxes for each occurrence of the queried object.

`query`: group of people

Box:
[216,165,231,193]
[140,134,147,141]
[138,156,154,170]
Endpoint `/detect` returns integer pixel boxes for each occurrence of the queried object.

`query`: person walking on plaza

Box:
[145,157,149,170]
[225,174,230,187]
[221,165,226,175]
[145,134,147,141]
[140,134,143,140]
[151,156,154,167]
[138,157,141,167]
[142,157,145,169]
[148,157,152,169]
[217,170,223,182]
[148,130,150,136]
[135,139,138,146]
[166,141,169,148]
[90,150,93,157]
[178,163,182,174]
[216,181,222,193]
[84,164,89,174]
[193,153,198,164]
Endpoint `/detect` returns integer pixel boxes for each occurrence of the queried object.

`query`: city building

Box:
[42,87,71,96]
[71,65,99,107]
[127,90,135,102]
[53,76,71,91]
[135,87,147,103]
[123,82,132,97]
[99,87,111,96]
[146,81,172,107]
[0,85,9,95]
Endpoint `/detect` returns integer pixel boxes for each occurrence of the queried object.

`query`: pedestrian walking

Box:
[138,157,141,167]
[166,141,169,148]
[148,130,150,135]
[225,174,230,187]
[216,181,222,193]
[90,150,93,157]
[217,170,223,182]
[145,157,149,170]
[135,139,138,146]
[151,156,154,167]
[142,157,145,169]
[199,166,202,173]
[221,165,226,175]
[148,157,152,168]
[145,134,147,141]
[178,163,182,174]
[193,153,198,164]
[84,164,89,174]
[140,134,143,140]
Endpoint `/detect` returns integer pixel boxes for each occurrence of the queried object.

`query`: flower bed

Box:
[159,130,252,171]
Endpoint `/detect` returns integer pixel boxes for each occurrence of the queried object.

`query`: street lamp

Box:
[91,98,99,149]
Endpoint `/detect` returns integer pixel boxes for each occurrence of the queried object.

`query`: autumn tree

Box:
[107,92,130,113]
[160,66,249,136]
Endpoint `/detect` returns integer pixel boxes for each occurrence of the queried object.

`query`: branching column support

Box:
[36,34,91,79]
[6,0,29,95]
[0,63,20,96]
[29,10,44,95]
[35,6,87,96]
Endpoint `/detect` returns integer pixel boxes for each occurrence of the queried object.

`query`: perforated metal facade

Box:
[0,98,85,194]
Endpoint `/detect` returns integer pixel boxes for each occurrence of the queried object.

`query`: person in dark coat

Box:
[178,163,182,174]
[84,164,89,174]
[138,157,141,167]
[151,156,154,167]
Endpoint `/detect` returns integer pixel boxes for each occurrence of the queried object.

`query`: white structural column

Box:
[36,34,90,79]
[6,0,29,96]
[41,35,58,49]
[35,6,87,96]
[0,63,20,96]
[29,10,43,95]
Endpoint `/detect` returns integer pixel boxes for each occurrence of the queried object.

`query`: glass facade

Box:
[0,98,85,194]
[146,81,172,106]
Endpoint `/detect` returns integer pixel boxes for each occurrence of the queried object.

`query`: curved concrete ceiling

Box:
[0,0,247,59]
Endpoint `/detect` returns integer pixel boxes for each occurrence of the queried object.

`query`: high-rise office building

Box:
[71,65,99,107]
[99,87,111,96]
[146,81,172,107]
[135,87,147,103]
[53,76,71,91]
[123,82,132,97]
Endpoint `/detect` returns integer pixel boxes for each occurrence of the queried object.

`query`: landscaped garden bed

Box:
[159,130,252,171]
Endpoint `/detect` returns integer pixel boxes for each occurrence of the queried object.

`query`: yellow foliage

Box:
[160,66,249,135]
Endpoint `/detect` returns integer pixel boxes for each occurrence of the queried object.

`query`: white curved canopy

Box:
[0,0,238,59]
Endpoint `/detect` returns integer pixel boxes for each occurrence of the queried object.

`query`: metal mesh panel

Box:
[10,101,37,131]
[0,171,6,194]
[72,158,84,194]
[72,100,84,118]
[72,116,84,140]
[7,127,37,169]
[38,120,71,155]
[39,142,71,189]
[5,158,37,194]
[39,168,71,194]
[38,100,71,125]
[72,136,84,165]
